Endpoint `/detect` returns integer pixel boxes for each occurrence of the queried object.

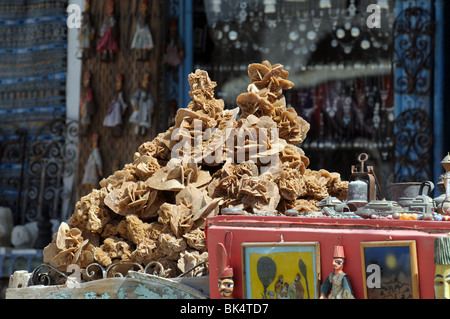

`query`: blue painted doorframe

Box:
[434,0,445,185]
[176,0,194,109]
[165,0,193,115]
[393,0,445,186]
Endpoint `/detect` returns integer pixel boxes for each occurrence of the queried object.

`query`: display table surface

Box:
[6,271,209,299]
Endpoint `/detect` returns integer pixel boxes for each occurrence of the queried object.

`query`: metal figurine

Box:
[320,245,355,299]
[438,153,450,215]
[79,71,95,135]
[129,72,154,135]
[77,0,95,59]
[97,0,119,62]
[434,236,450,299]
[131,0,154,61]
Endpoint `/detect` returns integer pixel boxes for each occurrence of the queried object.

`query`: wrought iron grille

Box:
[393,6,434,96]
[393,5,434,182]
[0,120,79,247]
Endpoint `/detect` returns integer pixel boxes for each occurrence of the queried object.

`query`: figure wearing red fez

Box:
[320,245,355,299]
[97,0,119,62]
[216,242,234,299]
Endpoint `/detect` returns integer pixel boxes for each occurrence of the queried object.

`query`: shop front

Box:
[2,0,450,300]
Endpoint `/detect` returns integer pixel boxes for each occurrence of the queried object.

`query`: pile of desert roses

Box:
[43,61,348,280]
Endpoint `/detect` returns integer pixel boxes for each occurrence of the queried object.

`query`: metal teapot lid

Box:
[317,196,342,207]
[410,194,434,205]
[441,153,450,171]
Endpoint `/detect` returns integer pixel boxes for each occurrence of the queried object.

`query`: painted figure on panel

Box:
[434,236,450,299]
[244,243,319,299]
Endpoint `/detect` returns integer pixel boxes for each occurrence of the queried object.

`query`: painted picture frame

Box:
[360,240,419,299]
[242,242,321,299]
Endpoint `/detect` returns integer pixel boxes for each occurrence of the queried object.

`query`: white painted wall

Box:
[62,0,83,221]
[66,0,83,121]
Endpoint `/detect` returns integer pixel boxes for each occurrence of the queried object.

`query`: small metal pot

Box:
[347,180,369,209]
[389,181,434,208]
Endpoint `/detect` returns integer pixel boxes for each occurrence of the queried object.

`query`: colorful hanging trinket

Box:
[82,133,103,189]
[79,71,95,135]
[129,72,154,135]
[163,18,184,78]
[103,73,128,137]
[131,0,154,61]
[97,0,119,62]
[77,0,95,59]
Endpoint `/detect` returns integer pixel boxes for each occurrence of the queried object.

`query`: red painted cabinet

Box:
[206,216,450,299]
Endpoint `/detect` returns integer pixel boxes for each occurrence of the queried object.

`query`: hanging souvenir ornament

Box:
[328,8,340,29]
[325,88,338,118]
[131,0,154,61]
[82,133,103,189]
[319,0,332,9]
[372,102,380,129]
[237,1,248,24]
[360,39,371,50]
[263,0,276,14]
[163,19,184,79]
[77,0,95,60]
[130,72,154,136]
[79,71,95,135]
[210,0,222,13]
[103,74,128,137]
[320,244,355,299]
[351,26,360,38]
[310,9,323,32]
[342,96,352,126]
[97,0,119,62]
[289,30,299,41]
[347,0,357,17]
[307,30,317,41]
[336,28,345,39]
[377,0,389,10]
